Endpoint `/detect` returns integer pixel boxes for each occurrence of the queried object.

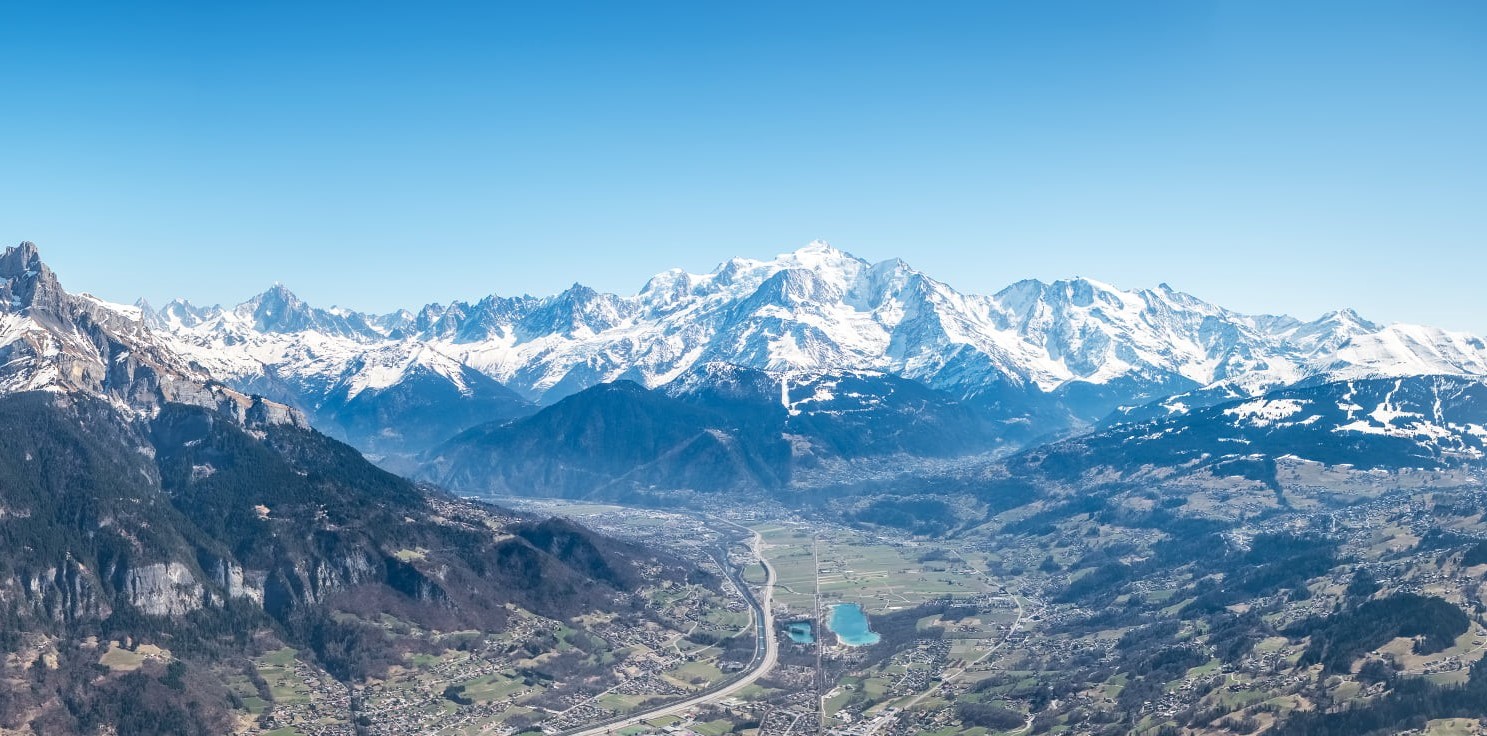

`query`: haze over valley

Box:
[4,239,1487,735]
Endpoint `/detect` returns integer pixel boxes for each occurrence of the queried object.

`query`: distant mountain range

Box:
[10,239,1487,498]
[147,241,1475,419]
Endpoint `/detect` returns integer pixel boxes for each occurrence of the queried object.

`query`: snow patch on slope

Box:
[1223,398,1308,427]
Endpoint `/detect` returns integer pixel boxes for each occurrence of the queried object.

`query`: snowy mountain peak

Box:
[233,284,386,341]
[1274,308,1383,357]
[1061,276,1126,303]
[773,241,868,283]
[1312,308,1379,334]
[780,239,861,263]
[1319,324,1487,380]
[242,283,306,328]
[141,298,219,331]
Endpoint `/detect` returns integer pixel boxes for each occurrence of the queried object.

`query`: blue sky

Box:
[1,1,1483,330]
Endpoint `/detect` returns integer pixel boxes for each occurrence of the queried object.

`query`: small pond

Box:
[787,621,814,644]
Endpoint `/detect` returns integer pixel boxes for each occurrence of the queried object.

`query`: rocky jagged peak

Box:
[0,241,43,278]
[511,283,632,340]
[852,257,939,310]
[247,283,311,312]
[711,256,761,287]
[0,241,69,316]
[237,283,385,340]
[554,282,600,303]
[1314,307,1379,332]
[163,298,214,327]
[1050,276,1124,308]
[140,298,216,330]
[234,284,292,329]
[746,267,838,308]
[374,308,416,339]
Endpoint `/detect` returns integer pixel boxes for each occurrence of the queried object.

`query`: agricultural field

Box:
[753,521,1004,616]
[97,641,171,672]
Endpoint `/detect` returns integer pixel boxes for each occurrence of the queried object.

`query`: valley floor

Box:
[495,485,1487,736]
[140,482,1487,736]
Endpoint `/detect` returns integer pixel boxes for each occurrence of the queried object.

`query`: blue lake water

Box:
[787,622,814,644]
[827,603,880,646]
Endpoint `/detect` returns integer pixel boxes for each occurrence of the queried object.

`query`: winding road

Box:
[562,521,778,736]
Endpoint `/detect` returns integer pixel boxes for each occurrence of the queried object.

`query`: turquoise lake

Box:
[787,622,814,644]
[826,603,880,646]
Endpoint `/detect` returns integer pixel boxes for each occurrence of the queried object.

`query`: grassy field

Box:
[688,719,739,736]
[459,673,529,702]
[755,523,820,612]
[665,659,726,688]
[98,642,170,672]
[754,522,1002,616]
[596,692,651,712]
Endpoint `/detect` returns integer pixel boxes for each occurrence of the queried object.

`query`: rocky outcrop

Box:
[13,561,110,623]
[0,242,67,316]
[5,558,215,621]
[204,557,264,604]
[120,562,204,616]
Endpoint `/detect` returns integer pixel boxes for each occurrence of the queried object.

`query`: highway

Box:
[561,521,778,736]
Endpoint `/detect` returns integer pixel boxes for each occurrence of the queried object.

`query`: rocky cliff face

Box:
[204,557,263,604]
[7,558,225,622]
[14,561,110,623]
[119,562,204,617]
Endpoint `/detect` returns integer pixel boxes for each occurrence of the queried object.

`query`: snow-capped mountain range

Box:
[146,240,1485,419]
[8,238,1487,484]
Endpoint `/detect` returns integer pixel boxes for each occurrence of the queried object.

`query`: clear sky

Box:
[1,1,1483,330]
